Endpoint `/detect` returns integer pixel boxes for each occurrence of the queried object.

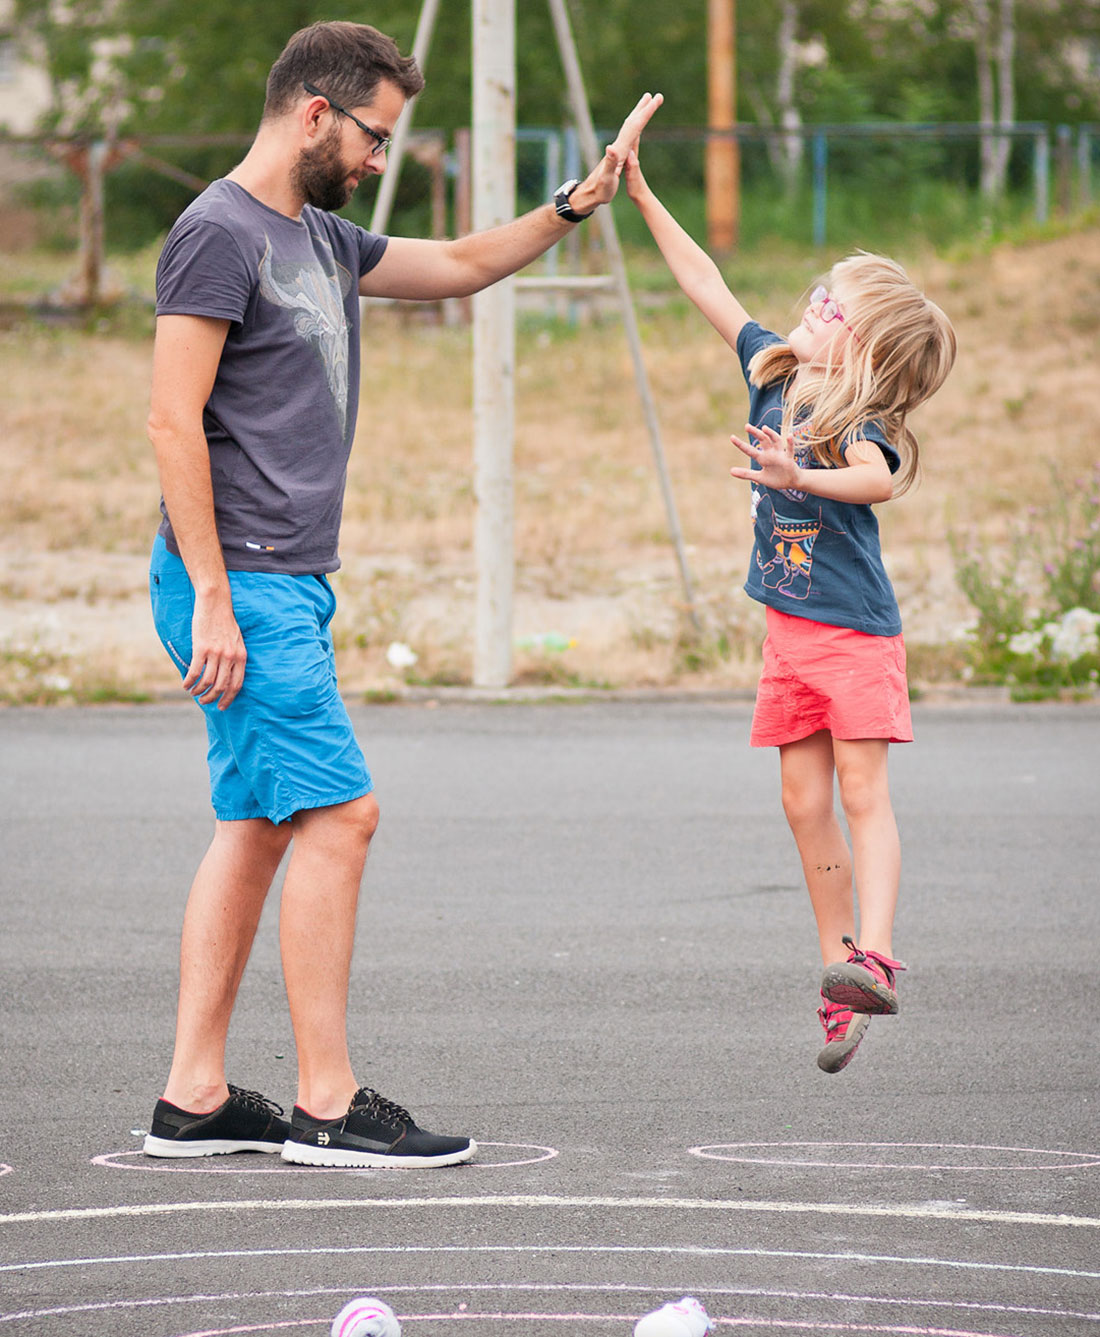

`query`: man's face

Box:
[293,78,407,212]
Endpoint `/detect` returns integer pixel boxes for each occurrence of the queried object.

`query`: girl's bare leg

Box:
[832,737,900,958]
[779,730,855,965]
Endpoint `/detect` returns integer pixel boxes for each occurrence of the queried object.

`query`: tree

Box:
[972,0,1015,199]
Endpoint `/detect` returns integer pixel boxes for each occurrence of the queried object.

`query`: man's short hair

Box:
[264,21,424,120]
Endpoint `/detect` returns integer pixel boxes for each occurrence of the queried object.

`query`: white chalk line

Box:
[1,1194,1097,1229]
[688,1142,1100,1173]
[3,1243,1097,1282]
[1,1282,1096,1328]
[171,1317,1042,1337]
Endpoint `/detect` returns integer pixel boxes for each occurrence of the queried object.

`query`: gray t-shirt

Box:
[155,178,388,572]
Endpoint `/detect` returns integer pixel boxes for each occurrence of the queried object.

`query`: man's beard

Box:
[291,125,354,212]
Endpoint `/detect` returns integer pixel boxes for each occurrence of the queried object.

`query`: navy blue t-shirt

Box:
[155,179,388,573]
[736,321,902,636]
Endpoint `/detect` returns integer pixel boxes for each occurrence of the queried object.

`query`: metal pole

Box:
[546,0,700,629]
[1034,130,1049,225]
[368,0,441,236]
[812,132,827,248]
[1055,123,1072,216]
[472,0,516,688]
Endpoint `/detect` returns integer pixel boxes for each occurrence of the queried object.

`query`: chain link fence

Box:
[0,121,1095,308]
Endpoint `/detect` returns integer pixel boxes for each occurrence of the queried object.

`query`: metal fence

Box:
[0,121,1095,306]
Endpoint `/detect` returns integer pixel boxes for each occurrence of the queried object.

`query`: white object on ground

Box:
[330,1296,401,1337]
[634,1295,715,1337]
[386,641,418,669]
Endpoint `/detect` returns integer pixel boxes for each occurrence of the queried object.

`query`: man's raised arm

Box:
[361,92,663,301]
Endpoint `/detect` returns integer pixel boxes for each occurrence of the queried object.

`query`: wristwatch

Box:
[553,178,593,223]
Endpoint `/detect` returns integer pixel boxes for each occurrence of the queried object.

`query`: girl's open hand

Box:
[623,149,649,203]
[730,422,802,491]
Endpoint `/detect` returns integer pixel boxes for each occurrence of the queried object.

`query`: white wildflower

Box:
[385,641,418,669]
[1049,607,1100,662]
[1008,629,1043,657]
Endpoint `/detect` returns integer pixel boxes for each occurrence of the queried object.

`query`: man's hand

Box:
[184,592,247,710]
[362,92,664,301]
[567,92,664,215]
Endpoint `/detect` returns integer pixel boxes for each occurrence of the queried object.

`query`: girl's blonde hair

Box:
[748,252,956,493]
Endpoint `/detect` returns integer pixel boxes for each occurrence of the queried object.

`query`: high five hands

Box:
[578,92,664,208]
[730,423,803,492]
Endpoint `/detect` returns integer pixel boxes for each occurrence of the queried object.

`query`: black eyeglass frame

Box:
[303,81,391,157]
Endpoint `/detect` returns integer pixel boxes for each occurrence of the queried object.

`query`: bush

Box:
[950,464,1100,699]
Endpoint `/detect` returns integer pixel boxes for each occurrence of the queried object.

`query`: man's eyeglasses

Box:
[303,82,390,158]
[810,285,861,344]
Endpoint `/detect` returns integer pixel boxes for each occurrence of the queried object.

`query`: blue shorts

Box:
[150,535,373,824]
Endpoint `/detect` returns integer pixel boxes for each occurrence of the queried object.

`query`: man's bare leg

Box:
[280,794,380,1118]
[162,817,292,1112]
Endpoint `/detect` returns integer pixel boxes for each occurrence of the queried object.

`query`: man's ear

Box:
[301,92,330,140]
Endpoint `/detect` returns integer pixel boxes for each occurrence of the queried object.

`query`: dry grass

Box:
[2,224,1098,701]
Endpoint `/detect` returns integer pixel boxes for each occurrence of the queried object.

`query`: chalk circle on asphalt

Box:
[687,1140,1100,1171]
[85,1295,1096,1337]
[171,1317,691,1337]
[92,1142,559,1174]
[162,1317,1010,1337]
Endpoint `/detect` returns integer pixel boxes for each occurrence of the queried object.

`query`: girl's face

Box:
[787,285,859,367]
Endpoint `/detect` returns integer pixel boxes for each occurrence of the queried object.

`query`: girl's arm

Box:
[730,424,895,504]
[624,151,751,352]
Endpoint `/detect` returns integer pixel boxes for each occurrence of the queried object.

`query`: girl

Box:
[625,152,956,1073]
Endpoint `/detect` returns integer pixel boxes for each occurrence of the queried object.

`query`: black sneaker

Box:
[143,1085,291,1158]
[281,1087,476,1168]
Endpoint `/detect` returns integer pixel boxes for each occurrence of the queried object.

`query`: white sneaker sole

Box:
[280,1138,477,1169]
[142,1135,284,1158]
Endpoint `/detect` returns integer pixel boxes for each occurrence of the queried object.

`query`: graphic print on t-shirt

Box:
[754,490,831,602]
[258,234,352,436]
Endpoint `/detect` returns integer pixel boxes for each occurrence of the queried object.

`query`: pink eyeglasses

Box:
[810,285,862,344]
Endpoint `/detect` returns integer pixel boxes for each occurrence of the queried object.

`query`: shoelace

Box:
[354,1087,413,1126]
[841,934,906,987]
[227,1085,285,1117]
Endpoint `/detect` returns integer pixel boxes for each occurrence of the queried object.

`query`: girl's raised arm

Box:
[624,150,752,352]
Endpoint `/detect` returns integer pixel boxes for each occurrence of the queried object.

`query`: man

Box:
[142,19,662,1169]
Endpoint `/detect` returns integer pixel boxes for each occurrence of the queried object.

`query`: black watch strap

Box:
[554,178,593,223]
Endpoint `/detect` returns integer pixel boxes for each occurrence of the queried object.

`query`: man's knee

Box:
[347,793,380,844]
[294,793,380,852]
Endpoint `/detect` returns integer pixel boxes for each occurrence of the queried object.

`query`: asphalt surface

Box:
[1,699,1098,1337]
